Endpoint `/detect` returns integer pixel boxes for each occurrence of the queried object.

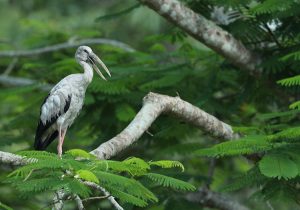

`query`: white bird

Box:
[34,46,110,157]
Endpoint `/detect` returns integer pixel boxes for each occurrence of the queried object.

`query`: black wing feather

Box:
[34,94,72,150]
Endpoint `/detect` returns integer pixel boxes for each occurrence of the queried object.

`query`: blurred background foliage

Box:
[1,0,300,209]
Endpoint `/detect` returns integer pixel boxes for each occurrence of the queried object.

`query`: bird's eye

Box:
[83,49,88,53]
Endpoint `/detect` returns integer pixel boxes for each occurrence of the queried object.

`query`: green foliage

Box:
[2,0,300,209]
[277,75,300,87]
[66,149,96,159]
[145,173,196,191]
[0,202,13,210]
[76,170,99,184]
[5,150,195,207]
[194,135,274,157]
[250,0,294,15]
[115,103,136,122]
[259,154,298,180]
[222,167,267,192]
[95,3,141,21]
[149,160,185,172]
[289,100,300,110]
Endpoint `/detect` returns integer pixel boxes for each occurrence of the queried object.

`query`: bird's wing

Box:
[34,81,72,150]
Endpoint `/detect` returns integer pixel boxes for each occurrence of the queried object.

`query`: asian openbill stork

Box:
[34,46,110,157]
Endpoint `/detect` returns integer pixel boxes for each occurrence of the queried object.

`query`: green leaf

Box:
[194,135,272,157]
[259,154,298,180]
[149,160,185,172]
[76,170,99,184]
[123,157,150,176]
[65,149,95,159]
[95,3,141,21]
[145,173,196,191]
[105,186,149,207]
[277,75,300,87]
[289,101,300,110]
[115,104,136,122]
[0,202,13,210]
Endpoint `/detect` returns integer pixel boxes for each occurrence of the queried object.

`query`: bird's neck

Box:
[80,61,93,84]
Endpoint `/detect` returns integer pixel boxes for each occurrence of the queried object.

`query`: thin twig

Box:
[266,201,275,210]
[0,75,53,91]
[262,22,282,48]
[0,38,135,58]
[3,57,18,75]
[23,169,34,181]
[83,181,124,210]
[82,195,110,202]
[205,158,216,188]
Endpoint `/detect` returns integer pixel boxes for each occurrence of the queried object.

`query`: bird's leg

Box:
[61,128,67,146]
[57,127,63,158]
[57,128,67,158]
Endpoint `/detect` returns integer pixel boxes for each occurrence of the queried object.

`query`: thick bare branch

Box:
[186,187,249,210]
[91,92,237,159]
[0,151,27,165]
[0,38,135,58]
[138,0,261,72]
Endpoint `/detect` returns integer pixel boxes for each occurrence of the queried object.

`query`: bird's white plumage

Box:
[35,46,111,155]
[40,72,90,130]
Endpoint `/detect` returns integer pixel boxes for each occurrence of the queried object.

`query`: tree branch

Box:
[186,187,249,210]
[0,75,52,91]
[74,195,85,210]
[138,0,261,72]
[0,151,27,165]
[83,181,124,210]
[0,92,246,210]
[91,92,237,159]
[0,38,135,58]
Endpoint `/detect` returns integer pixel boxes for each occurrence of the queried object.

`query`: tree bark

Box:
[91,92,237,159]
[138,0,261,72]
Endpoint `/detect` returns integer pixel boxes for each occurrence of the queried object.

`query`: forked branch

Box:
[91,92,237,159]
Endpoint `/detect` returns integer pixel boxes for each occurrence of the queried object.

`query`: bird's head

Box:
[75,46,111,80]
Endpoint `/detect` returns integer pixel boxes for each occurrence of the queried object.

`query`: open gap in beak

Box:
[88,54,111,81]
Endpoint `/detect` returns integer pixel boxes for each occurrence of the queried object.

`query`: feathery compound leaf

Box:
[123,157,150,176]
[115,104,136,122]
[95,3,141,21]
[64,179,92,198]
[277,75,300,87]
[145,173,196,191]
[65,149,96,159]
[105,186,149,207]
[95,171,157,201]
[250,0,293,15]
[256,110,300,120]
[194,135,272,157]
[289,101,300,110]
[222,167,267,192]
[76,170,99,184]
[259,154,298,180]
[17,150,58,160]
[149,160,185,172]
[268,126,300,143]
[0,202,13,210]
[8,159,64,178]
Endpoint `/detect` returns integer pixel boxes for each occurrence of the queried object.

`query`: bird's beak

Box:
[88,53,111,81]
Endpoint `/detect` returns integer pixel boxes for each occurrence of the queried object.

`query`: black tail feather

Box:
[34,130,58,150]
